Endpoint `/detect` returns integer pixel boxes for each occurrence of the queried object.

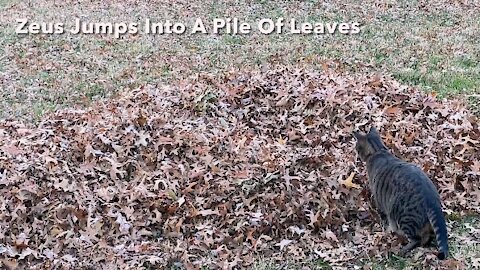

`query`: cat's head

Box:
[353,127,387,162]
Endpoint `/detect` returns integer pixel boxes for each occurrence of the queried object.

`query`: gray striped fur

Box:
[354,127,448,259]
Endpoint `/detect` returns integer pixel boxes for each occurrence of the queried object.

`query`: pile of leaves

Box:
[0,67,479,269]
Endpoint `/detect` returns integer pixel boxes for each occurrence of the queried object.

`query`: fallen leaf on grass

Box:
[340,172,360,189]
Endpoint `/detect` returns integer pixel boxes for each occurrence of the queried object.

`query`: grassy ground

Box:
[0,0,479,269]
[0,0,479,121]
[251,217,480,270]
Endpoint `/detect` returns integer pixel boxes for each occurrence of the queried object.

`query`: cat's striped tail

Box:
[427,204,449,260]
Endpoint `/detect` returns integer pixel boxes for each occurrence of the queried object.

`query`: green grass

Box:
[394,63,479,98]
[366,255,413,270]
[0,0,16,9]
[0,0,479,120]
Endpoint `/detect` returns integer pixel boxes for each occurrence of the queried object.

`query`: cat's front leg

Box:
[378,211,389,230]
[371,195,389,230]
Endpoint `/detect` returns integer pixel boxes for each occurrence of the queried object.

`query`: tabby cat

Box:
[353,127,448,260]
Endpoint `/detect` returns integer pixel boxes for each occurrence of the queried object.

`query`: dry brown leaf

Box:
[0,66,477,269]
[340,172,360,189]
[384,106,403,116]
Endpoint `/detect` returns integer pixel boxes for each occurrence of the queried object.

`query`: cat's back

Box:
[367,152,441,210]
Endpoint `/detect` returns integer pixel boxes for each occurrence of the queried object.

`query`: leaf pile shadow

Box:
[0,67,479,269]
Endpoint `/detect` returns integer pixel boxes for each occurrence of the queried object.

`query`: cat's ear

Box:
[353,131,365,140]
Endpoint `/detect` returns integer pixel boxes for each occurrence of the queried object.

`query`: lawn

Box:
[0,0,478,121]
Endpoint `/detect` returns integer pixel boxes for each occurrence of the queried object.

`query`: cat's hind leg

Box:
[398,222,421,256]
[399,238,421,256]
[419,223,435,247]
